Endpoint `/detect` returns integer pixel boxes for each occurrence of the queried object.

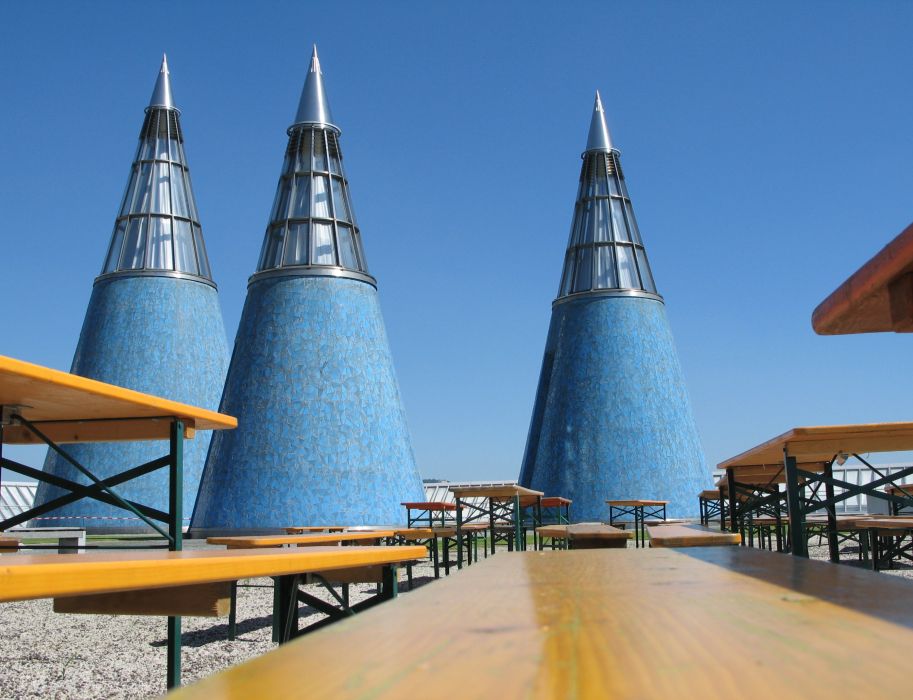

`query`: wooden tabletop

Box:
[207,531,395,548]
[855,518,913,530]
[168,547,913,698]
[285,526,348,534]
[883,484,913,496]
[400,502,457,511]
[0,354,237,444]
[449,485,544,499]
[699,490,721,499]
[606,499,668,507]
[812,218,913,335]
[718,422,913,471]
[0,546,426,602]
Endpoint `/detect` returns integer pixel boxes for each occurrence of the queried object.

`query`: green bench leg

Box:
[166,615,181,689]
[228,581,237,640]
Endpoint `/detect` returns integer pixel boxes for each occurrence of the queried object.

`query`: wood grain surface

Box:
[207,532,394,548]
[0,546,426,602]
[0,354,236,443]
[647,524,741,547]
[167,547,913,699]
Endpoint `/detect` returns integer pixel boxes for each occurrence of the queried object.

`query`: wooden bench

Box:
[0,545,424,689]
[647,523,741,547]
[208,531,401,638]
[208,531,394,549]
[168,547,913,698]
[0,536,19,552]
[536,524,629,549]
[285,526,348,534]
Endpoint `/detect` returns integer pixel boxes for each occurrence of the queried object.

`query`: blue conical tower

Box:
[31,57,230,531]
[190,47,423,534]
[518,93,707,519]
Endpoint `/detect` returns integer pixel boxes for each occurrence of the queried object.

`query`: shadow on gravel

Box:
[150,612,278,648]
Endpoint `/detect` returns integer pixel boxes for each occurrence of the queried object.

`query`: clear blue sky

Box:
[3,2,913,482]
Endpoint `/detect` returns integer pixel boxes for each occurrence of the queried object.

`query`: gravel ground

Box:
[2,533,913,699]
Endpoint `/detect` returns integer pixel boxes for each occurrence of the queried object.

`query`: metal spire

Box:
[292,45,337,131]
[585,90,613,152]
[148,54,175,111]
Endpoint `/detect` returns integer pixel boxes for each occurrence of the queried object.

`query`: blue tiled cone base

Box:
[190,276,424,531]
[519,295,709,519]
[31,276,229,530]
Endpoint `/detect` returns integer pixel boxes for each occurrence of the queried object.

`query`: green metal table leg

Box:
[228,581,237,640]
[166,615,181,689]
[784,454,808,558]
[513,495,522,551]
[456,499,464,569]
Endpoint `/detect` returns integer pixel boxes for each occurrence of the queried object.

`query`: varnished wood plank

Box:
[812,219,913,335]
[606,499,668,506]
[449,485,544,498]
[0,546,426,602]
[400,502,457,511]
[285,526,348,534]
[53,582,232,617]
[167,548,913,699]
[0,537,19,553]
[207,531,394,547]
[719,422,913,470]
[0,354,236,444]
[647,524,741,547]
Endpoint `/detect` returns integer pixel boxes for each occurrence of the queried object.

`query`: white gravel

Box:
[1,533,912,699]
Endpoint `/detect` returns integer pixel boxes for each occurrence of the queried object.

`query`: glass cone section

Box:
[255,125,371,282]
[557,149,658,300]
[101,62,212,283]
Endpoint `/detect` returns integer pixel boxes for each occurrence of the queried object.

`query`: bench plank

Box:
[54,582,232,617]
[207,532,394,548]
[648,524,741,547]
[0,546,426,602]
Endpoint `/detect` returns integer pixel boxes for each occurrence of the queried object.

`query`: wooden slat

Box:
[718,422,913,470]
[0,546,426,602]
[54,582,231,617]
[394,528,457,539]
[647,524,741,547]
[812,219,913,335]
[285,526,348,534]
[167,548,913,699]
[0,354,236,444]
[0,537,19,553]
[605,499,668,506]
[208,531,394,548]
[400,502,457,511]
[449,485,544,498]
[3,419,197,444]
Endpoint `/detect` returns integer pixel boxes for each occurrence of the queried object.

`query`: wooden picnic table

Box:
[449,484,543,567]
[168,546,913,698]
[400,501,457,528]
[0,354,237,688]
[719,422,913,559]
[0,545,424,688]
[606,499,668,548]
[812,217,913,334]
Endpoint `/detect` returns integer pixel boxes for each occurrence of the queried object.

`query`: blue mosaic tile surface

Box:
[518,295,709,519]
[190,276,424,532]
[31,276,229,530]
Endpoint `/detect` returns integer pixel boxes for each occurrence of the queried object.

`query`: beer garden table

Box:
[449,484,543,568]
[0,354,237,687]
[719,423,913,559]
[606,499,667,548]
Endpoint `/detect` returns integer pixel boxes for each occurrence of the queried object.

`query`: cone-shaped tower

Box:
[518,94,707,519]
[31,57,229,531]
[190,47,423,533]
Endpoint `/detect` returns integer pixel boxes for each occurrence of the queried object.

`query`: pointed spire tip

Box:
[293,45,336,130]
[585,90,612,152]
[148,53,175,111]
